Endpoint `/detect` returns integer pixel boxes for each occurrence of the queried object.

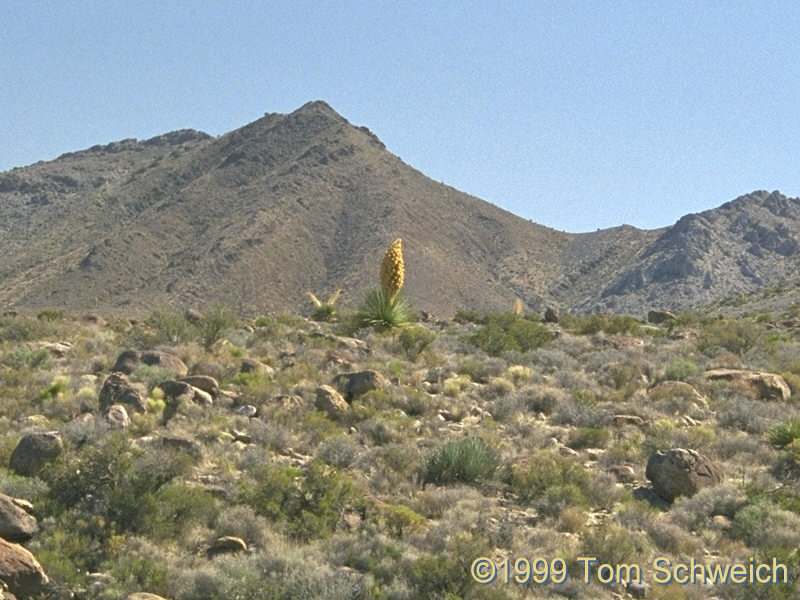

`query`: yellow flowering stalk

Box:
[359,238,414,329]
[380,238,404,299]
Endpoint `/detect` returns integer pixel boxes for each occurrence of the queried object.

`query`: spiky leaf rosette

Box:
[358,288,414,329]
[380,238,404,299]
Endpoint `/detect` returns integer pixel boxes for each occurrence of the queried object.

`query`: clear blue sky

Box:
[2,1,799,233]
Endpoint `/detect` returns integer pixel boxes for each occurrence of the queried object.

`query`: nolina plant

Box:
[306,289,342,322]
[358,238,415,329]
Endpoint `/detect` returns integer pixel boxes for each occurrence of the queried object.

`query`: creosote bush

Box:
[468,312,554,356]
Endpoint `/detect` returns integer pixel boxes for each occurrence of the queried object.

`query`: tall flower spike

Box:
[380,238,404,299]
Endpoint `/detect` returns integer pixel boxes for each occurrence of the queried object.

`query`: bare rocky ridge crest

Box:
[1,101,799,317]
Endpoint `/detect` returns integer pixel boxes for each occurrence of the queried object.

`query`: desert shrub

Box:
[670,483,748,531]
[645,518,702,555]
[507,451,589,505]
[371,502,427,538]
[768,418,800,447]
[196,303,238,349]
[41,432,199,535]
[419,436,499,487]
[664,357,701,381]
[698,318,762,357]
[316,435,360,468]
[143,308,196,345]
[0,314,59,342]
[467,313,553,356]
[109,537,170,594]
[563,312,643,335]
[717,397,787,434]
[453,308,482,323]
[522,385,566,415]
[397,325,436,361]
[36,308,65,321]
[0,346,50,370]
[238,460,362,541]
[144,482,218,541]
[567,426,611,449]
[581,522,654,568]
[731,499,800,548]
[131,364,179,388]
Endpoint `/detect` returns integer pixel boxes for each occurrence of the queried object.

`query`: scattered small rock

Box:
[234,405,258,418]
[82,313,108,326]
[184,308,203,323]
[30,341,72,357]
[127,593,171,600]
[646,448,724,502]
[10,431,63,476]
[627,579,650,599]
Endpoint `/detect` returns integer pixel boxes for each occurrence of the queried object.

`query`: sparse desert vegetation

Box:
[0,302,799,600]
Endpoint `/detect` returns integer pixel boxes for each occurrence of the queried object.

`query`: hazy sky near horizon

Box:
[2,1,799,233]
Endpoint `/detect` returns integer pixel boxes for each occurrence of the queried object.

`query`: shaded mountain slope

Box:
[1,102,800,318]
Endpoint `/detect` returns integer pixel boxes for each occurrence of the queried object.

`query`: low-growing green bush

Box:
[238,460,362,541]
[467,313,553,356]
[397,325,437,361]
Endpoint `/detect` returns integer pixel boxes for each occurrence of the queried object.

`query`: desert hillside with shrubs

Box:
[0,289,800,599]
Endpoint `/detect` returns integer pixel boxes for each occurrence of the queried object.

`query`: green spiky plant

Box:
[306,289,342,322]
[358,238,415,329]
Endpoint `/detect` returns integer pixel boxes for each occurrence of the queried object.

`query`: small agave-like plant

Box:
[306,289,342,322]
[359,238,414,329]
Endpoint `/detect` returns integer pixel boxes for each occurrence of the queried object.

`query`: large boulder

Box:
[332,370,389,401]
[240,358,273,376]
[105,404,131,429]
[206,536,247,558]
[0,537,49,599]
[178,375,219,398]
[704,368,791,401]
[646,448,723,502]
[112,350,188,377]
[647,310,677,324]
[543,306,560,324]
[127,594,170,600]
[10,431,63,476]
[99,372,147,413]
[315,386,349,416]
[0,493,38,542]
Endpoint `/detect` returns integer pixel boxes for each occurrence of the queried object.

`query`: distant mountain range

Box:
[2,100,799,318]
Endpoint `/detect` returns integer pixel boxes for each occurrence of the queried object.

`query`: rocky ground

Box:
[0,305,798,600]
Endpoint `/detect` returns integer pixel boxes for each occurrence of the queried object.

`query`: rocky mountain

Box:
[1,101,799,318]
